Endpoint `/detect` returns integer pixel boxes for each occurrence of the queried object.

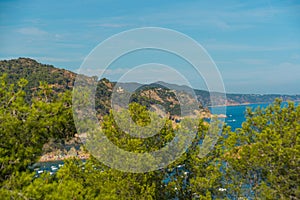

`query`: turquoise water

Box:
[209,103,270,130]
[208,101,298,130]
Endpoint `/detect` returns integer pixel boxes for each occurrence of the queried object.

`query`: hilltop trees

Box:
[0,58,75,100]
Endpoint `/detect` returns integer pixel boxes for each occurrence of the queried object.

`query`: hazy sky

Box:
[0,0,300,94]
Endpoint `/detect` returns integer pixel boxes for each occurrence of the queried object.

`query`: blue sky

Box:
[0,0,300,94]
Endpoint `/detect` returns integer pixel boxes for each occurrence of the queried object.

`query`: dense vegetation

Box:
[0,58,204,117]
[0,72,299,199]
[2,58,299,109]
[0,74,76,182]
[0,58,75,101]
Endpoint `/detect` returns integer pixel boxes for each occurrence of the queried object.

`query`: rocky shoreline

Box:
[39,149,89,162]
[39,136,89,162]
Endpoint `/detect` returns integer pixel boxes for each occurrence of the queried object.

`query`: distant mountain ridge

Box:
[0,58,205,118]
[119,81,300,107]
[1,58,299,111]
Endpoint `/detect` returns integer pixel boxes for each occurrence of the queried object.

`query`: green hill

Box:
[1,57,299,114]
[0,58,205,118]
[0,58,75,101]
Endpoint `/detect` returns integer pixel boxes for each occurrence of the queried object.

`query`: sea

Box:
[208,102,271,130]
[208,101,298,130]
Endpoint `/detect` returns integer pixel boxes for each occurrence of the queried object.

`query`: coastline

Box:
[39,154,89,163]
[208,100,300,108]
[208,102,273,108]
[39,146,90,163]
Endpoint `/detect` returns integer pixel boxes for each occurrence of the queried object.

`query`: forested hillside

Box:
[1,58,299,110]
[0,71,299,199]
[0,58,299,199]
[0,58,75,98]
[0,58,206,117]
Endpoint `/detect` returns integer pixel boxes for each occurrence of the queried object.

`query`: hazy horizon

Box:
[1,0,300,94]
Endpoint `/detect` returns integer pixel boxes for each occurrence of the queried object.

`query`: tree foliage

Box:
[0,73,299,199]
[0,74,76,182]
[222,99,300,199]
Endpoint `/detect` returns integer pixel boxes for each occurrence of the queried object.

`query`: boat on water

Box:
[51,166,58,171]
